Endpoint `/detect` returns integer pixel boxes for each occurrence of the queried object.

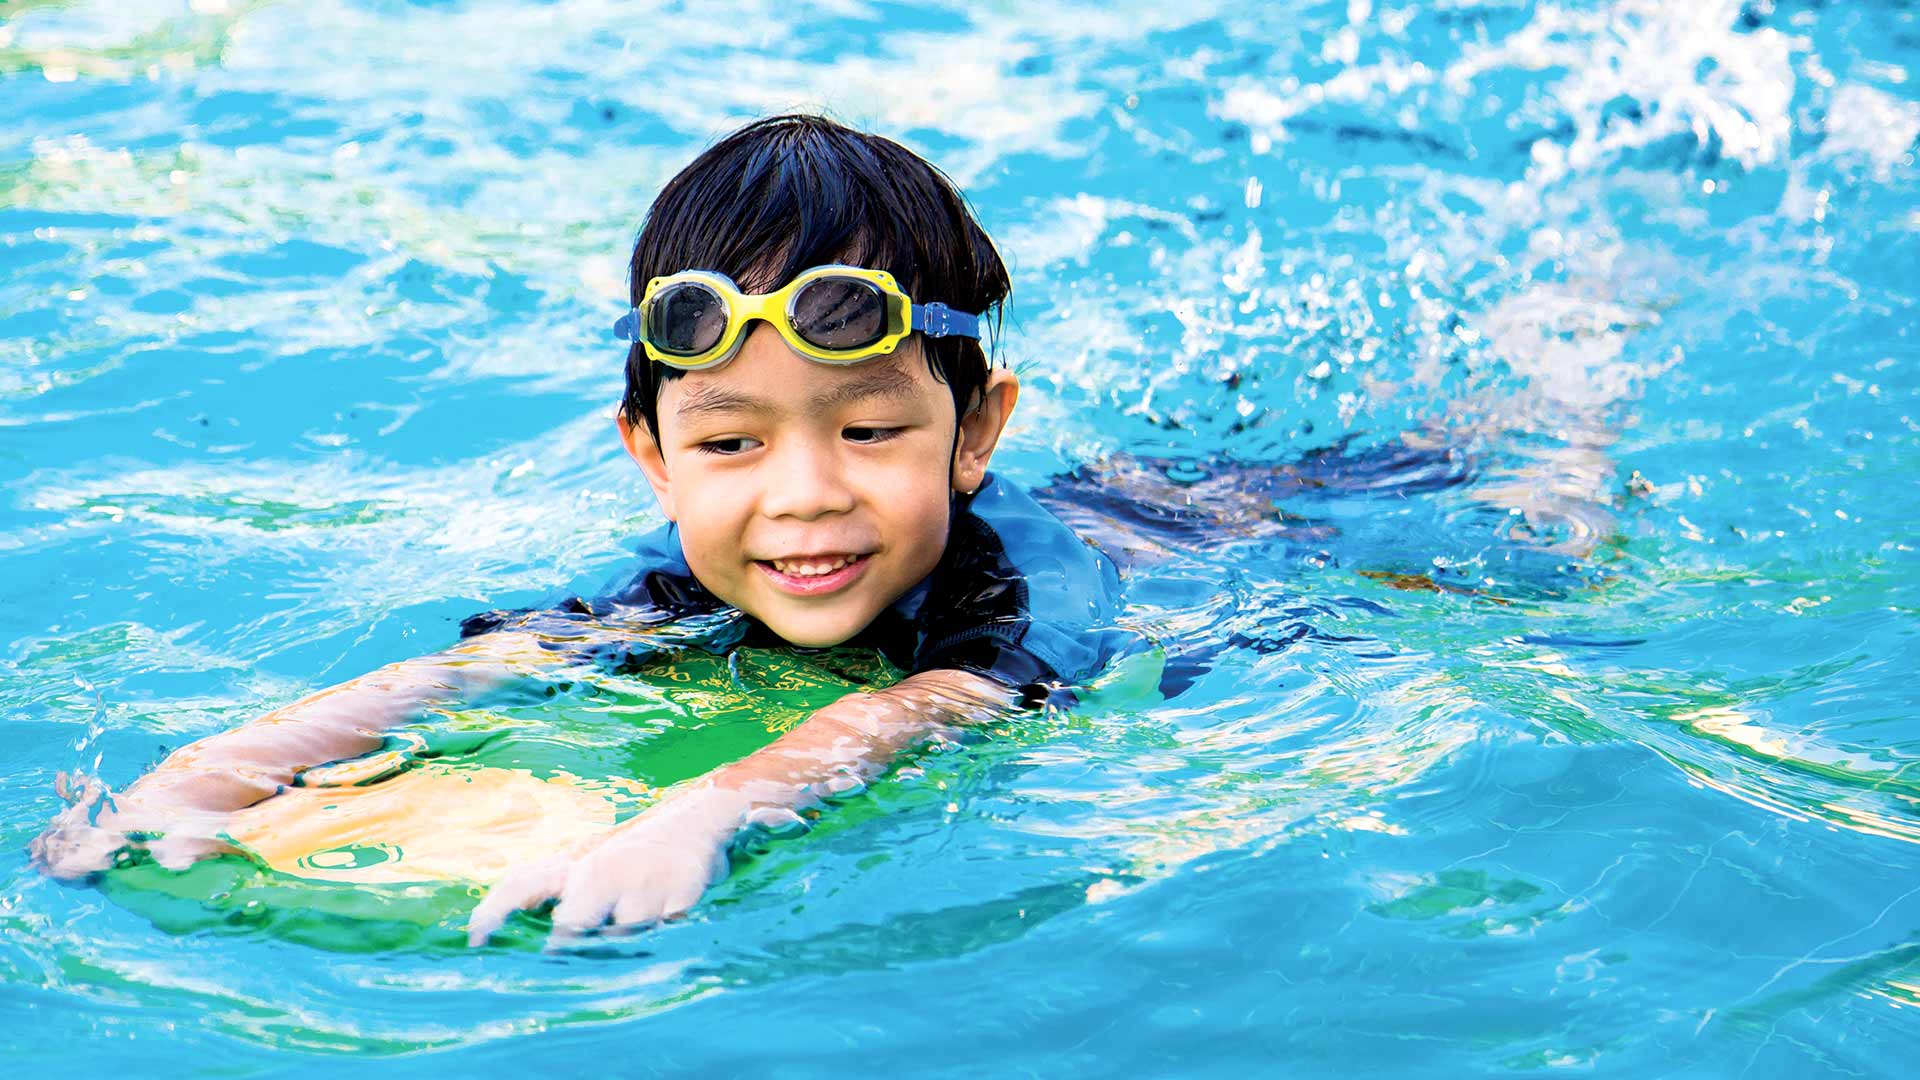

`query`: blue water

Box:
[4,0,1918,1074]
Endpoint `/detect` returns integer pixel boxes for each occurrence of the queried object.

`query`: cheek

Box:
[872,458,955,551]
[668,476,750,565]
[876,428,957,491]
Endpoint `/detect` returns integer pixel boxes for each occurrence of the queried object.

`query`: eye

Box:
[843,426,903,445]
[696,436,759,456]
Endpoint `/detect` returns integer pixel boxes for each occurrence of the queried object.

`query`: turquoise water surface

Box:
[4,0,1918,1074]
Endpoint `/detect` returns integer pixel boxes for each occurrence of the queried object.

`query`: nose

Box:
[757,432,857,521]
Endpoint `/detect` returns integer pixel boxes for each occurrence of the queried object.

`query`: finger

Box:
[467,857,570,947]
[44,793,98,834]
[467,862,565,948]
[660,876,709,921]
[148,835,202,872]
[72,777,111,822]
[149,832,236,872]
[31,821,126,880]
[548,875,619,942]
[55,772,104,808]
[610,888,665,931]
[659,845,728,921]
[41,834,122,879]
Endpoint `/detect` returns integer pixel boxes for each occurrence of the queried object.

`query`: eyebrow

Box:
[675,361,919,419]
[674,384,776,419]
[806,362,917,411]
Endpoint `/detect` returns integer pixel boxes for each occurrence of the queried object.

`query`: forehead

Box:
[662,331,942,422]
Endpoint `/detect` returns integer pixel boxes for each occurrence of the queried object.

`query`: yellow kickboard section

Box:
[224,762,649,886]
[214,646,900,889]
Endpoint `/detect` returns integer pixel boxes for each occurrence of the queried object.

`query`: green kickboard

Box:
[99,645,902,952]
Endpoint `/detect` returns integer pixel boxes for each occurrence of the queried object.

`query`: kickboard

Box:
[99,644,901,949]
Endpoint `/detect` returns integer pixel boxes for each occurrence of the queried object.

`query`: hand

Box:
[466,789,738,947]
[30,773,237,880]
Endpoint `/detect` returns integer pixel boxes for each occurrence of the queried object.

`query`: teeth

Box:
[770,554,858,577]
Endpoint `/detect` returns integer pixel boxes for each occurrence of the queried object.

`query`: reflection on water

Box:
[3,0,1918,1073]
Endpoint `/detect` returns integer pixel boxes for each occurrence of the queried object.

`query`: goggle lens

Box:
[646,282,728,357]
[791,277,887,352]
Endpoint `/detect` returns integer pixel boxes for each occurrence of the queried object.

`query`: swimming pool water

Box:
[3,0,1917,1074]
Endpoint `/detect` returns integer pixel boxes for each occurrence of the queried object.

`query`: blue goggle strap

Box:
[611,302,982,343]
[909,302,982,340]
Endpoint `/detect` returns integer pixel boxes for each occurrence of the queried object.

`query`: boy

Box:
[31,115,1132,946]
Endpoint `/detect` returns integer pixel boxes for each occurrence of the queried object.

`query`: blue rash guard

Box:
[460,473,1137,707]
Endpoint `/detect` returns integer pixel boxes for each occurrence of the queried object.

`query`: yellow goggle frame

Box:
[613,264,981,371]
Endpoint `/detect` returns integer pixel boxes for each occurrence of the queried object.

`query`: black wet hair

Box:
[619,114,1010,442]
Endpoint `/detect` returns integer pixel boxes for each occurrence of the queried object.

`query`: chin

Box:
[758,608,871,649]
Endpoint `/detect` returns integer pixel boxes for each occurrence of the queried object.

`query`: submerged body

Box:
[135,434,1544,896]
[31,114,1615,945]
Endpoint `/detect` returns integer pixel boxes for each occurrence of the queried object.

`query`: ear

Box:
[951,369,1019,495]
[615,408,676,521]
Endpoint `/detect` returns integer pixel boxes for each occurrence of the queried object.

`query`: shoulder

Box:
[457,518,727,646]
[600,519,723,614]
[952,473,1122,618]
[911,473,1134,700]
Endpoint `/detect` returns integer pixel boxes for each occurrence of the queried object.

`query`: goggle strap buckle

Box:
[911,302,981,341]
[613,308,642,342]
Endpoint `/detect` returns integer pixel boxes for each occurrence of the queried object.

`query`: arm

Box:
[466,667,1019,945]
[31,629,553,879]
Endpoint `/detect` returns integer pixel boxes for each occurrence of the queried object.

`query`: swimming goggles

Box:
[612,264,983,370]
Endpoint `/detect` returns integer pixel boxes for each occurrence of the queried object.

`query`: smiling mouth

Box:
[755,553,873,596]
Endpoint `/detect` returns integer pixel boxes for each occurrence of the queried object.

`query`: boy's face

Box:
[618,326,1017,647]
